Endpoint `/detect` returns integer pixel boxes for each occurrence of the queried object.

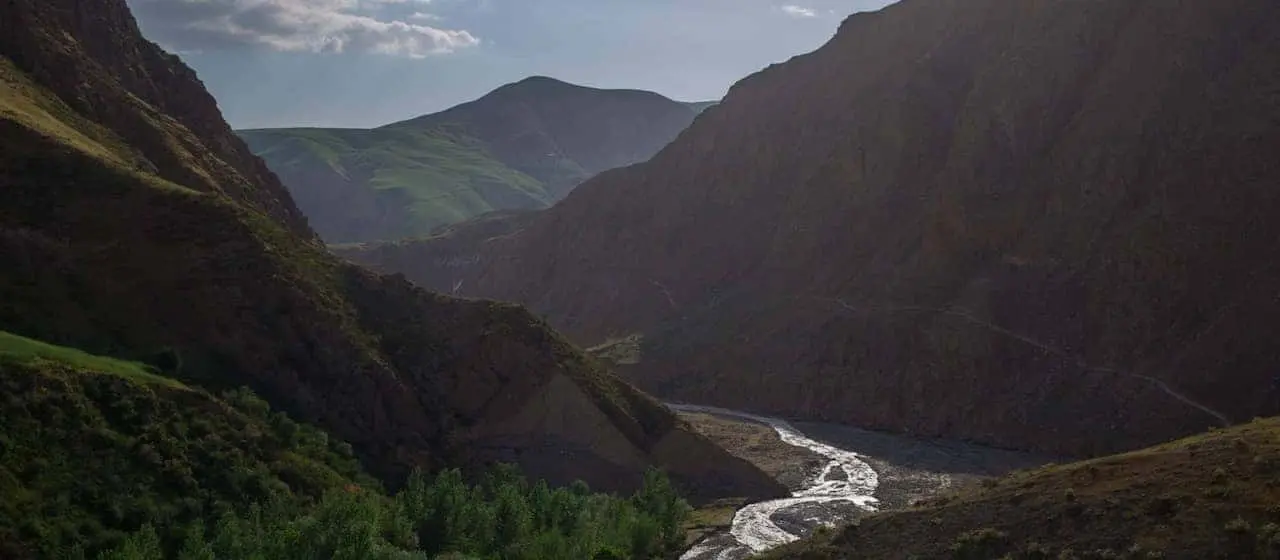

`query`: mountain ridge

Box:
[239,76,704,243]
[0,0,784,525]
[339,0,1280,459]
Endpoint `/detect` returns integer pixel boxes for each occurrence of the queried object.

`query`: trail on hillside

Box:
[670,404,879,559]
[816,297,1232,427]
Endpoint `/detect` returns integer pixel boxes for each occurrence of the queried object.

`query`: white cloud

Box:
[129,0,477,58]
[780,4,817,18]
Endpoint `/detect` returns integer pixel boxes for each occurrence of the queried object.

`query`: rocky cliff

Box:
[0,0,784,503]
[342,0,1280,458]
[239,76,704,243]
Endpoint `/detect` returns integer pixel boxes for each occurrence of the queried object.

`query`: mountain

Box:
[339,0,1280,459]
[683,101,720,115]
[764,416,1280,558]
[0,0,786,548]
[238,76,704,243]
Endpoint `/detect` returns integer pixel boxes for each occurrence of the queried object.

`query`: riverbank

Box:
[681,412,827,489]
[791,421,1054,510]
[676,409,1052,559]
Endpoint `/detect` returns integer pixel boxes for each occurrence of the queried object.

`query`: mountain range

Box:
[239,78,713,243]
[340,0,1280,460]
[0,0,781,553]
[6,0,1280,556]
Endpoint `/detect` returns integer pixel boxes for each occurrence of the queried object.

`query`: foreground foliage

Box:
[100,465,691,560]
[0,334,691,559]
[0,343,375,558]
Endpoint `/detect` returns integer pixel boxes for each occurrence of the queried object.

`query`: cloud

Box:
[128,0,479,58]
[779,4,817,18]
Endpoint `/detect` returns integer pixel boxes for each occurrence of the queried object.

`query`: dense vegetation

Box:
[0,332,691,559]
[98,466,690,560]
[0,333,375,558]
[763,417,1280,559]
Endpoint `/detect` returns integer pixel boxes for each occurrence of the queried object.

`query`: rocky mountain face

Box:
[341,0,1280,458]
[239,76,704,243]
[0,0,784,503]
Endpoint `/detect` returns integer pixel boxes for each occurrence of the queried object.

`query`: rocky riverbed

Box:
[676,406,1053,559]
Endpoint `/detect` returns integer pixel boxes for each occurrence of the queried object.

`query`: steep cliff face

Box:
[0,0,784,502]
[343,0,1280,457]
[239,76,703,243]
[0,0,310,238]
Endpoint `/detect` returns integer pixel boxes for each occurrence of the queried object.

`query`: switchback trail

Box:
[815,297,1232,428]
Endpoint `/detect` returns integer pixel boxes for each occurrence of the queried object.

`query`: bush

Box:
[951,528,1008,559]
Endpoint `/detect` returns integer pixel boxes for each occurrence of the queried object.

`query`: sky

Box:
[126,0,895,129]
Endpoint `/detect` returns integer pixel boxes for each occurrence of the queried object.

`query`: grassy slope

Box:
[238,126,550,241]
[764,418,1280,559]
[0,330,182,388]
[0,333,375,559]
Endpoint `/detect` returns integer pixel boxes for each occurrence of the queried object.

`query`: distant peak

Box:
[514,75,570,86]
[493,75,584,95]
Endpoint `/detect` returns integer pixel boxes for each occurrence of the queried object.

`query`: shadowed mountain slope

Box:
[340,0,1280,458]
[0,0,784,517]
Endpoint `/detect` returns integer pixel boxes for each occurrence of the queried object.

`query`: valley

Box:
[3,0,1279,558]
[342,0,1280,461]
[672,405,1050,559]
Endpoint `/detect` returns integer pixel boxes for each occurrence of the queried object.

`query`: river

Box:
[669,403,1051,560]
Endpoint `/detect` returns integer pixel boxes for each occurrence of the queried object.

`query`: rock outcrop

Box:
[0,0,785,502]
[342,0,1280,458]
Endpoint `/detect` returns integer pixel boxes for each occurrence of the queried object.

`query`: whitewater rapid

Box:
[669,404,880,559]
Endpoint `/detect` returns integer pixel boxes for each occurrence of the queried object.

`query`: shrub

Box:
[951,528,1008,559]
[101,465,691,560]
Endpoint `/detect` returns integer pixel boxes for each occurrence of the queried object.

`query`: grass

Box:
[683,498,746,546]
[237,126,553,241]
[760,417,1280,559]
[0,331,184,388]
[0,59,137,168]
[0,341,376,558]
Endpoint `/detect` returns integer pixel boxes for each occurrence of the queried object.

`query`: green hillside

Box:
[0,332,697,560]
[0,332,377,558]
[240,77,702,243]
[238,126,551,243]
